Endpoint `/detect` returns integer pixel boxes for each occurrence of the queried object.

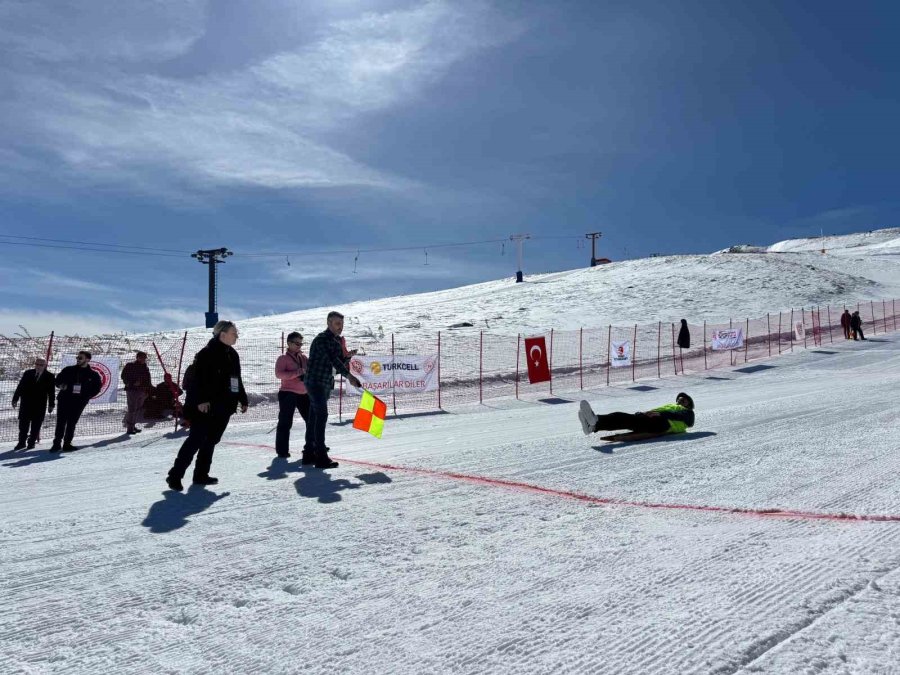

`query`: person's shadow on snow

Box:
[592,430,717,453]
[294,470,362,504]
[3,449,66,468]
[142,485,230,533]
[258,456,306,481]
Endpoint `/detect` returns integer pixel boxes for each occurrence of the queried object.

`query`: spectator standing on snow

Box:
[121,351,151,435]
[677,319,690,349]
[850,310,866,341]
[275,331,313,461]
[52,351,102,452]
[304,311,362,469]
[12,356,55,450]
[840,309,852,340]
[578,393,695,436]
[166,321,248,491]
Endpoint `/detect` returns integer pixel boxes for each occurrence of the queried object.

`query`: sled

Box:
[598,432,668,443]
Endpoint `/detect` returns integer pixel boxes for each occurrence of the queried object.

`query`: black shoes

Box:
[14,442,26,451]
[314,453,338,469]
[301,450,316,465]
[127,428,142,435]
[166,475,184,491]
[27,441,36,450]
[49,443,61,452]
[61,445,78,452]
[193,476,219,486]
[276,452,291,458]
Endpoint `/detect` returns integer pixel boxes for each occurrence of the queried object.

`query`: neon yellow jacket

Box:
[649,404,695,434]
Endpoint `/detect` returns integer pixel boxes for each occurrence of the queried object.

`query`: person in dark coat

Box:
[11,357,55,450]
[677,319,690,349]
[52,351,102,452]
[166,321,248,491]
[840,309,852,340]
[850,310,866,341]
[121,351,151,434]
[304,311,361,469]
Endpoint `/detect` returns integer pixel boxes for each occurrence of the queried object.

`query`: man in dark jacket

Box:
[840,309,852,340]
[850,310,866,341]
[121,351,151,434]
[578,393,695,436]
[52,351,102,451]
[304,311,362,469]
[12,357,55,450]
[166,321,248,491]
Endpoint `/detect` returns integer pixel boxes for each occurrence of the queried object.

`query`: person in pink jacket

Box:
[275,332,313,461]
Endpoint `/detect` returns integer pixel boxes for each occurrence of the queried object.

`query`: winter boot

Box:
[166,475,183,491]
[314,450,338,469]
[14,440,26,450]
[578,400,598,436]
[192,476,219,486]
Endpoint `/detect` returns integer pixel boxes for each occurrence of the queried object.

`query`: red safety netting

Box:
[1,299,896,443]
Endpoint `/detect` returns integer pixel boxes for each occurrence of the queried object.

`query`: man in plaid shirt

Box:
[304,311,361,468]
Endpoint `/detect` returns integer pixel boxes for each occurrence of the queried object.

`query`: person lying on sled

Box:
[579,392,694,437]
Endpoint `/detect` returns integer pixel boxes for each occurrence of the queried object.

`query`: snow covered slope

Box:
[2,328,900,673]
[206,228,900,343]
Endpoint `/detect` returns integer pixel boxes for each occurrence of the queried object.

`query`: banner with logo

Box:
[348,355,438,394]
[711,329,744,351]
[793,321,806,341]
[523,336,551,383]
[610,340,632,368]
[60,355,120,403]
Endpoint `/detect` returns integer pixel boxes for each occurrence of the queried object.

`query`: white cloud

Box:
[0,1,523,195]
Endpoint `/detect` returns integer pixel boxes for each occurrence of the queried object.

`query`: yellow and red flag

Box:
[353,390,387,438]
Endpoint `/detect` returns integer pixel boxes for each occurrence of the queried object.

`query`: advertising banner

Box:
[348,355,438,394]
[59,355,120,403]
[711,329,744,351]
[610,340,632,368]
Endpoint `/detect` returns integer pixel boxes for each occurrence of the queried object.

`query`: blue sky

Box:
[1,0,898,335]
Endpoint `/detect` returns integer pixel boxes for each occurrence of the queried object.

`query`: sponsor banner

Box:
[610,340,632,368]
[348,355,438,394]
[711,328,744,351]
[524,336,551,384]
[60,355,119,403]
[794,321,806,341]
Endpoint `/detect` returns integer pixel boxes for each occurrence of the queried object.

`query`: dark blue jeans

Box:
[306,384,332,454]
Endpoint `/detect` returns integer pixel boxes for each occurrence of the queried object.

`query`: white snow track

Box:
[2,334,900,673]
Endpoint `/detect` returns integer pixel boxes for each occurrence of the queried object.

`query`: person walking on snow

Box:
[52,351,102,451]
[304,311,362,469]
[579,393,695,436]
[12,356,55,450]
[840,309,852,340]
[275,331,314,462]
[166,321,248,491]
[849,310,866,341]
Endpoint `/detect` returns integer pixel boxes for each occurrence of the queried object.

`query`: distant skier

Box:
[840,309,852,340]
[850,310,866,341]
[579,393,695,438]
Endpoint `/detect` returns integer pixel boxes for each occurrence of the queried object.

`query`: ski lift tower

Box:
[510,233,530,283]
[585,231,603,266]
[191,247,233,328]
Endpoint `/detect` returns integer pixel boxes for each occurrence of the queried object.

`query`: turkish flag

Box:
[524,336,551,384]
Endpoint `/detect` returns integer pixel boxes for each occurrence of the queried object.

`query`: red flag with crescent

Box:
[524,336,551,384]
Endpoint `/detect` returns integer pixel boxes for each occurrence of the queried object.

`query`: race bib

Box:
[72,384,82,395]
[230,377,240,393]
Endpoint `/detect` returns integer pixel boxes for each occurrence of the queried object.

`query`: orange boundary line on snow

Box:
[224,442,900,523]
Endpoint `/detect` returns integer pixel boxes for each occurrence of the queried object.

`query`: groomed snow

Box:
[2,330,900,673]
